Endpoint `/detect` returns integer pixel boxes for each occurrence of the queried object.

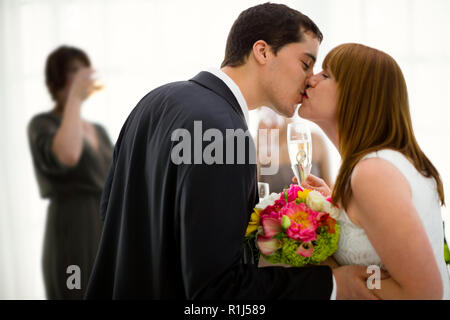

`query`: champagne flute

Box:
[257,182,270,200]
[88,70,105,97]
[287,121,312,186]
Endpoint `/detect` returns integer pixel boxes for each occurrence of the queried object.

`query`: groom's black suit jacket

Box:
[85,71,333,299]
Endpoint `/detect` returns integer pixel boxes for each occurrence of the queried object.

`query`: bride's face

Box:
[298,69,338,125]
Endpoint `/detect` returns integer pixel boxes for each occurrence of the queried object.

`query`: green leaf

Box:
[273,232,284,241]
[246,232,256,241]
[245,235,260,265]
[444,242,450,264]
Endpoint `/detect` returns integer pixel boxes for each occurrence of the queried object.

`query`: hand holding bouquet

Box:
[246,184,341,267]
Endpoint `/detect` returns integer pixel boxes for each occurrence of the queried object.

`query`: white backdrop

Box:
[1,0,449,299]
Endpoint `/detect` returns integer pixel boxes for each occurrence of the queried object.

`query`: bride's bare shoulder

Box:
[350,157,412,212]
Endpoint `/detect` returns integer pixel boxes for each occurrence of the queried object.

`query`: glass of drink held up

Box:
[287,121,312,186]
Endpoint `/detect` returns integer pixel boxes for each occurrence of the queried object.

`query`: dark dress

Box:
[27,111,113,299]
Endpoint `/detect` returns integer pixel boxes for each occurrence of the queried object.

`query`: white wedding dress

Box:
[333,149,450,299]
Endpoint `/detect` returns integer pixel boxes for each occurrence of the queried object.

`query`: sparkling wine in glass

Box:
[258,182,270,200]
[88,71,105,97]
[287,122,312,185]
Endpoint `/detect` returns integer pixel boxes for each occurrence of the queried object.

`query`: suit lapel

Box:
[189,71,247,126]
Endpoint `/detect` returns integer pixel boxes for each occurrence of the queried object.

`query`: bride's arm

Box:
[349,158,443,300]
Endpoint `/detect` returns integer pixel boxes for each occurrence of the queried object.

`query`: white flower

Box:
[323,201,341,219]
[306,190,326,212]
[306,190,341,219]
[255,192,281,211]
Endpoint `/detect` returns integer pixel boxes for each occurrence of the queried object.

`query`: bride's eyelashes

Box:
[321,72,329,79]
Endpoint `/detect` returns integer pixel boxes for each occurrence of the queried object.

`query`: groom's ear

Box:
[252,40,271,65]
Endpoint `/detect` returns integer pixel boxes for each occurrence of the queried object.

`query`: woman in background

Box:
[27,45,113,299]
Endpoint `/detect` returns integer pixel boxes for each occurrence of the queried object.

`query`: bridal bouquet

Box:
[245,184,341,267]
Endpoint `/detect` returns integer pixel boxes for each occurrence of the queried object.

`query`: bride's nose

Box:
[307,74,319,87]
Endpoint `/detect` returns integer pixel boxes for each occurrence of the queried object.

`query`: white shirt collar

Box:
[207,67,250,126]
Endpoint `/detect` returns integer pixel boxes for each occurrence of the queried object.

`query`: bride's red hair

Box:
[325,43,445,209]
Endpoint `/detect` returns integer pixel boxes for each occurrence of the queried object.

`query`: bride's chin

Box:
[298,105,309,119]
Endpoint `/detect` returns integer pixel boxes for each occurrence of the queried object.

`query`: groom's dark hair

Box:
[221,3,323,68]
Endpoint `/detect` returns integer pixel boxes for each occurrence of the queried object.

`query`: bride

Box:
[297,43,450,299]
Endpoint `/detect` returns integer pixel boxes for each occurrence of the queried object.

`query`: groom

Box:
[86,3,376,299]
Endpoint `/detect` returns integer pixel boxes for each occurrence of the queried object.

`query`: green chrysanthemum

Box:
[262,223,340,267]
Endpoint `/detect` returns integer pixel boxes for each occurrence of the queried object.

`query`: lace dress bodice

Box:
[333,149,450,299]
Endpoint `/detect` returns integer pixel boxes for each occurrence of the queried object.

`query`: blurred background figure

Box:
[27,45,113,299]
[257,107,331,193]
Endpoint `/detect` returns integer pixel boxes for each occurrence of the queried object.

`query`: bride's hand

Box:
[320,256,340,269]
[292,174,331,198]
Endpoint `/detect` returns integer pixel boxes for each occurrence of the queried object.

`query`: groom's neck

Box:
[221,65,265,111]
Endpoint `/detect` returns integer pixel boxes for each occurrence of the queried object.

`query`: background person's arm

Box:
[52,68,94,166]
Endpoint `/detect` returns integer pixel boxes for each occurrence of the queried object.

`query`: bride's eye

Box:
[322,72,329,79]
